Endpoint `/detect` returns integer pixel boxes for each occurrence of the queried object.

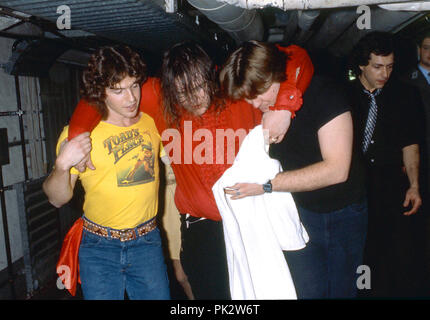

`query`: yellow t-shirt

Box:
[56,113,163,229]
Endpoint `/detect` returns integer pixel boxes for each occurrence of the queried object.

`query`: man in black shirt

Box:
[271,75,368,299]
[222,42,368,298]
[348,32,423,297]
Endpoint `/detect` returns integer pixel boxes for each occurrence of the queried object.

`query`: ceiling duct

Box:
[329,8,420,56]
[307,9,359,51]
[217,0,424,10]
[1,38,70,77]
[379,1,430,11]
[294,9,320,45]
[0,0,218,54]
[187,0,264,43]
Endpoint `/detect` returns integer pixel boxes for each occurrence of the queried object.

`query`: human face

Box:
[419,37,430,70]
[104,76,141,125]
[359,53,394,92]
[245,82,280,112]
[176,80,210,116]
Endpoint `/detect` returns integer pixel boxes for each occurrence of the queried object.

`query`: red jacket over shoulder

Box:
[67,45,314,220]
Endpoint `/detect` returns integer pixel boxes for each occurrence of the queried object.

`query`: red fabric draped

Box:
[56,218,83,296]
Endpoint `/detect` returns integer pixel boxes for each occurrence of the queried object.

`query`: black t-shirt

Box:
[270,75,366,213]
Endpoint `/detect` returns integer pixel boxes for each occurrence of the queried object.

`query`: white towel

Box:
[212,125,309,300]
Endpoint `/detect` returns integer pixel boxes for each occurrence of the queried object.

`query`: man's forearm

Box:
[271,160,349,193]
[43,167,76,208]
[403,144,420,189]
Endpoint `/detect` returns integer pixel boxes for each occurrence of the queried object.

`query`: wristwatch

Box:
[263,180,272,193]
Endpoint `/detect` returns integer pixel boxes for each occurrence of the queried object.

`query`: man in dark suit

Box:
[403,33,430,193]
[348,32,424,297]
[402,32,430,297]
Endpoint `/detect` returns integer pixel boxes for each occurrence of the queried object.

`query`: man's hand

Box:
[56,132,93,172]
[74,154,95,173]
[224,183,264,200]
[262,110,291,144]
[403,186,422,216]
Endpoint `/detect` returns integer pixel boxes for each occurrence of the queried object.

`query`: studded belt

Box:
[82,217,157,242]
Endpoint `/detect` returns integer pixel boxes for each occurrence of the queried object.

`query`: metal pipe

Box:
[218,0,423,10]
[294,9,320,45]
[165,0,178,13]
[379,2,430,11]
[0,111,26,117]
[307,9,358,50]
[14,76,29,181]
[187,0,264,43]
[298,10,320,31]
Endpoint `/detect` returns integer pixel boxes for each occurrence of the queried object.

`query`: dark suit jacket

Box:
[402,67,430,194]
[403,67,430,115]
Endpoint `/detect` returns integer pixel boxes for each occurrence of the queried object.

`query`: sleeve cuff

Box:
[269,82,304,118]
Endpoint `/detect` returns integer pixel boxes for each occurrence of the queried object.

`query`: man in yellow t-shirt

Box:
[43,45,170,300]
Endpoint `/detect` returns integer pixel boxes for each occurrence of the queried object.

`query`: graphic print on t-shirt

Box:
[103,128,155,187]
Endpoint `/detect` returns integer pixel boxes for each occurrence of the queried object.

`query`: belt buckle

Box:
[119,229,136,242]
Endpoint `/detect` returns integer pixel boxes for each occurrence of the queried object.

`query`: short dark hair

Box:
[349,31,394,76]
[419,31,430,47]
[219,40,287,101]
[160,41,221,127]
[81,45,147,119]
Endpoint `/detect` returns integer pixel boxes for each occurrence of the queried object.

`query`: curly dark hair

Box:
[160,41,222,127]
[81,45,147,119]
[219,40,287,101]
[349,31,394,77]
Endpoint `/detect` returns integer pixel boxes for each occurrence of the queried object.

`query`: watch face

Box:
[263,183,272,193]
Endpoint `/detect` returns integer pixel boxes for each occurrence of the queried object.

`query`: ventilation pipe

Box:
[217,0,424,10]
[187,0,264,43]
[295,10,320,44]
[379,2,430,11]
[165,0,178,13]
[307,9,359,51]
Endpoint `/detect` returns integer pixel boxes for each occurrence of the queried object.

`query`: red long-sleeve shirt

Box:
[142,78,262,220]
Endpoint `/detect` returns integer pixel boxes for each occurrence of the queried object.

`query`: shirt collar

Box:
[417,64,430,85]
[356,79,383,96]
[363,88,382,97]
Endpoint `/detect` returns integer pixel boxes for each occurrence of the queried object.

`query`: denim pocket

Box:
[80,230,104,247]
[140,227,162,246]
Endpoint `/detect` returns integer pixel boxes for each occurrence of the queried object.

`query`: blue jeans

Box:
[284,201,368,299]
[79,225,170,300]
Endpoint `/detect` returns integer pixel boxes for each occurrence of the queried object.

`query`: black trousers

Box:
[362,166,428,298]
[180,215,231,300]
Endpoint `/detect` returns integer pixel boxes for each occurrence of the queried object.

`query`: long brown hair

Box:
[81,45,147,119]
[161,41,223,127]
